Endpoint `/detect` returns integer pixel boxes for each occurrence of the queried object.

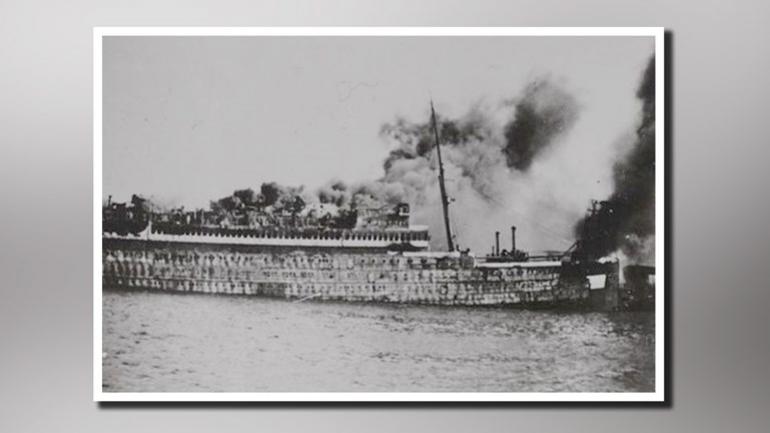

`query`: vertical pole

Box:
[511,225,517,254]
[430,100,455,252]
[495,231,500,256]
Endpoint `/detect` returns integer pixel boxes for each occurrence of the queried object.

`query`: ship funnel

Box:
[495,231,500,256]
[511,225,517,254]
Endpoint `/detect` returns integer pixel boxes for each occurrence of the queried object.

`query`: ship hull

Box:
[102,238,620,310]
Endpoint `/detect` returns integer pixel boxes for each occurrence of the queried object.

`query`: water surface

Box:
[103,290,655,392]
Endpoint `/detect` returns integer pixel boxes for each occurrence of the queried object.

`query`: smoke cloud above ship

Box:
[574,56,657,264]
[182,61,656,259]
[502,79,580,170]
[324,77,587,253]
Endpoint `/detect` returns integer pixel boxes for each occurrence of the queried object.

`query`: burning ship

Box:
[102,102,652,311]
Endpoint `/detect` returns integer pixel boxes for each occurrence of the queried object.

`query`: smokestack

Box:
[511,225,517,253]
[495,231,500,256]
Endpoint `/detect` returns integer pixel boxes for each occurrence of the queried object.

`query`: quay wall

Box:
[102,240,596,308]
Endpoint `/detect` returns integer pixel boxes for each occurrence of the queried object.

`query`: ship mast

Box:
[430,100,455,252]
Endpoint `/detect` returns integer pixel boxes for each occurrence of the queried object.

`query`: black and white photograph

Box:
[95,27,665,402]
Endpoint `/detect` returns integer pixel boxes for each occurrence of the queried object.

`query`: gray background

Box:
[0,1,768,432]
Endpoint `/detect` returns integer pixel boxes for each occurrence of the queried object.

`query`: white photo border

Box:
[94,26,666,403]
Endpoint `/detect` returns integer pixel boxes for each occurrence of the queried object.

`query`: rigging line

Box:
[437,180,575,247]
[451,200,571,246]
[475,188,573,234]
[506,212,572,245]
[442,172,576,237]
[450,205,571,250]
[484,186,579,229]
[471,189,574,245]
[442,168,582,218]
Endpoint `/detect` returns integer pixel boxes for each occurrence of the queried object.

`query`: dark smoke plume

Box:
[202,77,582,249]
[380,113,487,173]
[574,56,656,262]
[374,78,583,250]
[503,79,580,170]
[379,107,495,199]
[115,77,589,253]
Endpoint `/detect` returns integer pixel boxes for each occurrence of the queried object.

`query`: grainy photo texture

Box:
[97,29,664,401]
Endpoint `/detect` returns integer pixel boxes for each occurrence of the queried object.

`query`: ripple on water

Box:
[102,290,655,393]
